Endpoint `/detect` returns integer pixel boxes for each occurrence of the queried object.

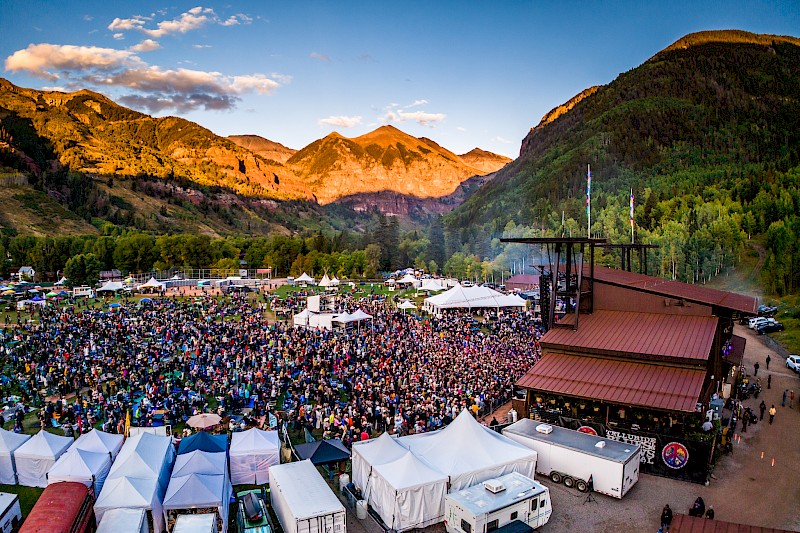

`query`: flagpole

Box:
[586,164,592,237]
[630,188,635,243]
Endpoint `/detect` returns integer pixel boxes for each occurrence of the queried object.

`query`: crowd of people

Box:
[0,288,543,449]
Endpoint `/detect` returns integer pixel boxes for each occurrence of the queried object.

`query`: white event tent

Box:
[0,428,30,484]
[96,507,148,533]
[352,410,538,530]
[97,281,125,293]
[397,273,420,287]
[47,447,112,495]
[72,428,124,459]
[163,473,232,533]
[94,432,176,533]
[423,284,526,315]
[294,272,315,286]
[14,429,73,487]
[368,451,448,532]
[420,279,445,292]
[137,277,165,292]
[230,428,281,485]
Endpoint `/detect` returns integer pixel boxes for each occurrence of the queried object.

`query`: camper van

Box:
[444,472,551,533]
[72,286,94,298]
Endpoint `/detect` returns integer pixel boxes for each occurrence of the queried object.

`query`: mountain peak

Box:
[654,30,800,59]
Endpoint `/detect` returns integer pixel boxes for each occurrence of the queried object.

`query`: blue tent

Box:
[293,438,350,465]
[178,431,228,455]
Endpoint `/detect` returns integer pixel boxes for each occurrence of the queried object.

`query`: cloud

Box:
[83,15,93,22]
[457,126,467,132]
[113,33,125,40]
[41,86,67,92]
[318,115,362,128]
[493,136,514,144]
[108,15,149,32]
[193,44,212,49]
[130,39,160,52]
[5,43,139,81]
[382,109,446,127]
[4,42,284,113]
[309,52,331,63]
[406,99,428,108]
[109,7,251,38]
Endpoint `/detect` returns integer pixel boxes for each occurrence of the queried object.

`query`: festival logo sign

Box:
[577,426,598,436]
[662,441,690,469]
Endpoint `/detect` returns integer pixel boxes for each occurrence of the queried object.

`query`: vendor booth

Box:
[72,428,124,459]
[230,428,281,485]
[177,431,227,455]
[14,429,72,487]
[47,447,113,496]
[0,428,30,484]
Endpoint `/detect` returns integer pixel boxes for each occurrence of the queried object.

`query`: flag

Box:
[586,165,592,216]
[629,189,635,226]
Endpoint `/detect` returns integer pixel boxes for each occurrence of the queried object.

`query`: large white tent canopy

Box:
[0,428,30,484]
[352,411,538,530]
[97,281,124,292]
[96,507,148,533]
[230,428,281,485]
[14,429,73,487]
[420,279,445,292]
[368,451,447,532]
[294,272,314,285]
[163,473,232,533]
[423,284,526,314]
[95,432,176,533]
[137,277,165,291]
[47,447,112,495]
[72,429,124,459]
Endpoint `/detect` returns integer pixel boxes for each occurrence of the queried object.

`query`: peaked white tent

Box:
[350,309,372,322]
[294,272,314,286]
[47,447,112,495]
[0,428,31,484]
[423,284,526,314]
[137,277,165,291]
[351,432,408,492]
[163,473,232,533]
[396,299,417,312]
[368,451,448,532]
[72,429,124,459]
[174,514,217,533]
[420,279,445,292]
[230,428,281,485]
[97,281,124,293]
[400,410,537,491]
[54,276,68,286]
[398,273,420,287]
[318,274,332,287]
[330,276,341,287]
[171,450,227,478]
[14,429,73,487]
[95,432,176,533]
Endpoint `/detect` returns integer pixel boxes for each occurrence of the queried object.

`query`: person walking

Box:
[783,390,787,407]
[769,405,776,424]
[660,504,673,532]
[759,400,766,420]
[754,362,760,376]
[766,354,771,369]
[768,374,771,389]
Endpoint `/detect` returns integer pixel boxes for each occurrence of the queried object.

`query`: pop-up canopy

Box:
[230,428,281,485]
[14,430,73,487]
[0,428,31,484]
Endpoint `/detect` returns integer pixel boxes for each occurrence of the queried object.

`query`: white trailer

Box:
[503,419,640,499]
[72,286,94,298]
[269,459,345,533]
[0,493,21,533]
[444,472,551,533]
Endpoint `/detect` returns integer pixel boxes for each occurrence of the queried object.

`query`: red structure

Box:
[20,481,95,533]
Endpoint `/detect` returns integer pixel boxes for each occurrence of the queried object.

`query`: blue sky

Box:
[2,1,798,157]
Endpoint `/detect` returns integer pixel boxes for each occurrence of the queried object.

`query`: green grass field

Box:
[0,484,43,519]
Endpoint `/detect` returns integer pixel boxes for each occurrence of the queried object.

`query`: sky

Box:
[2,1,798,158]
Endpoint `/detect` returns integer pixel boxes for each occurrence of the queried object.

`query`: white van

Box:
[0,493,22,533]
[444,473,551,533]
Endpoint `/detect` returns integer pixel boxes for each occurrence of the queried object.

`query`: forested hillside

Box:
[447,31,800,294]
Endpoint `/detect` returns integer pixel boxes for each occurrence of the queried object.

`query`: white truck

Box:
[0,493,21,533]
[444,472,551,533]
[269,459,345,533]
[503,419,640,499]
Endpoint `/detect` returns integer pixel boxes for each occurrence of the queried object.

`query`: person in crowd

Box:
[769,404,776,424]
[660,504,673,531]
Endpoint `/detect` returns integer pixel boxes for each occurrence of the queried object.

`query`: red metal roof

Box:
[504,274,539,285]
[516,352,706,412]
[588,265,758,315]
[20,481,93,533]
[672,513,795,532]
[541,310,718,361]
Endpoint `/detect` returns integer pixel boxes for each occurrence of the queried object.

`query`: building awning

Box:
[723,335,746,367]
[516,353,706,413]
[541,310,718,362]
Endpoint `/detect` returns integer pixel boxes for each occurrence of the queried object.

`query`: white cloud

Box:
[318,115,362,128]
[108,7,251,38]
[4,42,284,113]
[309,51,331,63]
[108,16,149,32]
[382,109,446,127]
[457,126,467,132]
[113,33,124,40]
[406,99,428,108]
[493,136,514,144]
[5,43,139,81]
[41,86,67,92]
[193,44,212,49]
[130,39,160,52]
[83,15,93,22]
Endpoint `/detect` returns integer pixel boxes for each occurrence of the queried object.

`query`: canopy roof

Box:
[319,274,332,287]
[47,448,112,491]
[424,284,526,311]
[373,450,447,491]
[351,432,408,490]
[171,450,227,477]
[269,460,344,521]
[516,352,707,412]
[97,281,124,292]
[0,427,30,453]
[398,274,418,284]
[295,272,314,283]
[72,429,124,458]
[230,428,280,455]
[110,432,174,479]
[230,428,280,485]
[350,309,373,321]
[163,472,229,510]
[96,475,159,510]
[420,279,445,292]
[177,431,227,455]
[294,439,351,465]
[15,429,72,460]
[96,508,146,533]
[138,277,165,289]
[397,299,418,309]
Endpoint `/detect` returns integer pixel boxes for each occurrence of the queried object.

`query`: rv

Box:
[269,460,345,533]
[503,419,640,499]
[444,472,551,533]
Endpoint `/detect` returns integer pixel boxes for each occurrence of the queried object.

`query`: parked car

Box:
[236,488,274,533]
[756,322,784,335]
[786,355,800,373]
[758,304,779,317]
[749,317,775,329]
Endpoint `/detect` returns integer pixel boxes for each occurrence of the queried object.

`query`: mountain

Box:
[285,125,509,208]
[227,134,297,164]
[0,79,355,236]
[458,148,513,174]
[448,30,800,233]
